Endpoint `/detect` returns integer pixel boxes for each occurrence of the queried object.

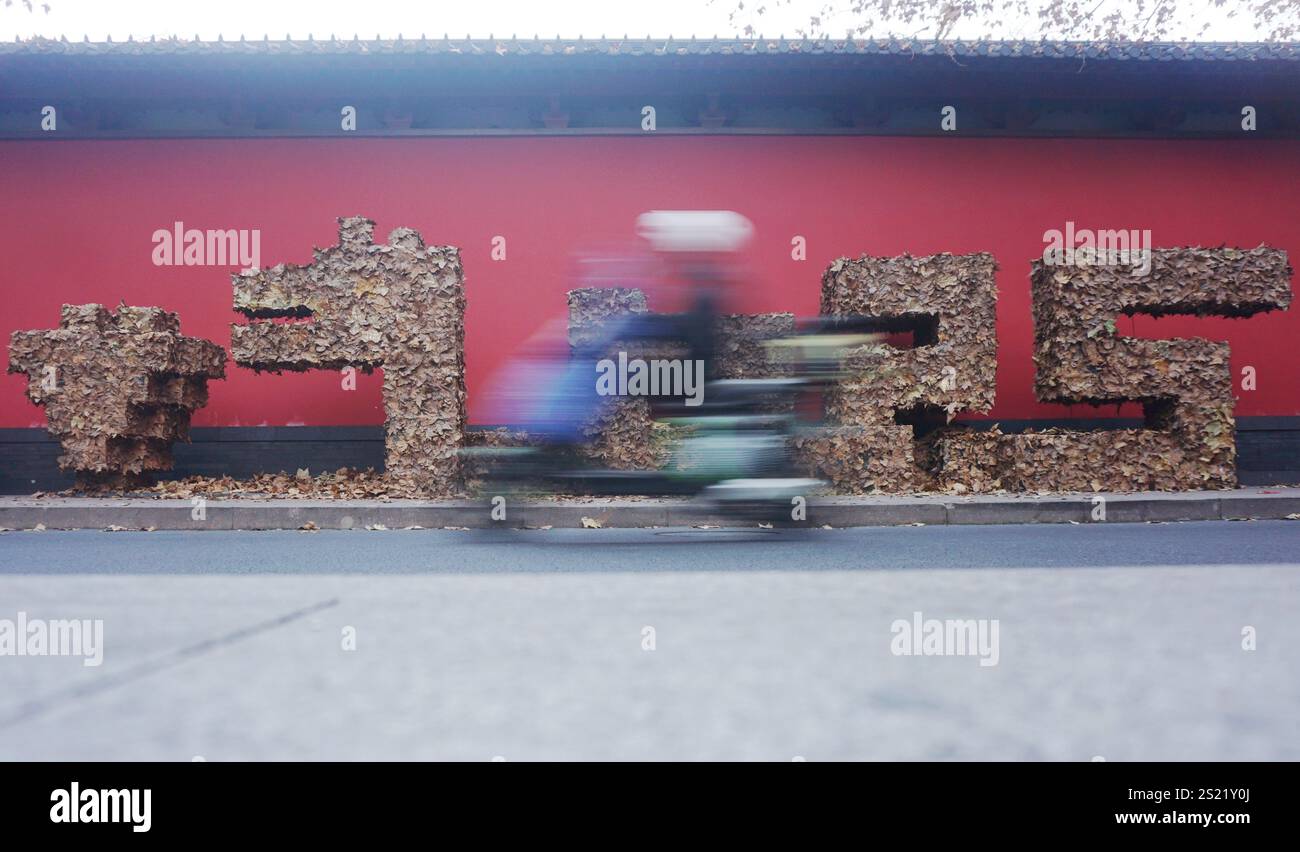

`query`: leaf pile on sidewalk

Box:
[134,468,422,500]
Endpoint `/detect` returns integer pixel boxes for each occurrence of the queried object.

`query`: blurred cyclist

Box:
[481,211,754,450]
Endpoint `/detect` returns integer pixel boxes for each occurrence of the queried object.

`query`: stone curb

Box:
[1,490,1297,530]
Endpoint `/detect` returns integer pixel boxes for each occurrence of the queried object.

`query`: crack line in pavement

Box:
[0,597,340,729]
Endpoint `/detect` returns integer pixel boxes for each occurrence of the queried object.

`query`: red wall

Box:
[2,136,1297,428]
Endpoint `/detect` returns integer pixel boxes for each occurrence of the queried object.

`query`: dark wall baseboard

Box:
[0,426,386,494]
[3,418,1299,494]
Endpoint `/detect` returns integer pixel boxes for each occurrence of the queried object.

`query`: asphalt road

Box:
[1,521,1298,760]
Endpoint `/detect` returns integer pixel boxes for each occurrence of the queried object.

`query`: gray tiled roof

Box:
[2,35,1298,61]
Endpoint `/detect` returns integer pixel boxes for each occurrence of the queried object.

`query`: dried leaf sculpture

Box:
[8,304,226,489]
[566,287,659,470]
[567,287,649,350]
[231,216,466,495]
[1007,246,1293,490]
[713,312,796,379]
[804,253,1000,492]
[566,288,797,469]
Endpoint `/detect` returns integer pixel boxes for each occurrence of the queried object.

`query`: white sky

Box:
[0,0,1273,42]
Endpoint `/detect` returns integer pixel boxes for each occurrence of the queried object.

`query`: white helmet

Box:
[636,210,754,253]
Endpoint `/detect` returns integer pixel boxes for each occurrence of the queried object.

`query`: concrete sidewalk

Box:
[1,487,1298,530]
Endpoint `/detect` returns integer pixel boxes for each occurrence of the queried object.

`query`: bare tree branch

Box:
[718,0,1300,42]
